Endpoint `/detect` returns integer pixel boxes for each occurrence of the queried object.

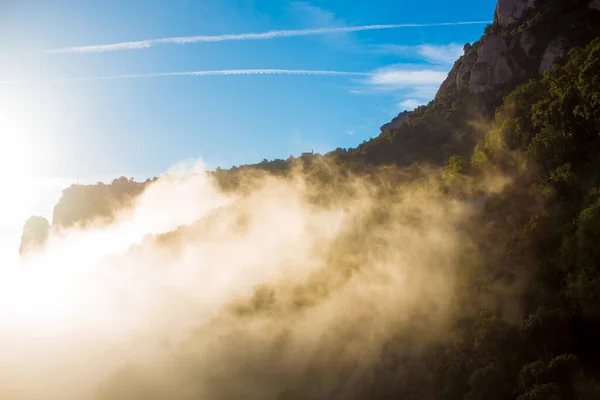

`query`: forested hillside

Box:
[19,0,600,398]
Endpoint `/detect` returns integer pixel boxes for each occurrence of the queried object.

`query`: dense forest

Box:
[18,0,600,399]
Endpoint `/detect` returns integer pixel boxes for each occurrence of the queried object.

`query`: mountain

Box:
[28,1,599,238]
[19,0,600,398]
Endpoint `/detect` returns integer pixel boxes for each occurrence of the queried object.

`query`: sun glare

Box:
[0,110,40,206]
[0,89,50,275]
[0,116,37,185]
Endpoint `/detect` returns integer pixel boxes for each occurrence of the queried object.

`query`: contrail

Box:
[47,21,492,54]
[0,69,372,84]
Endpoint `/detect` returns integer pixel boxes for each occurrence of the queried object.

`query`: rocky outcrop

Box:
[19,216,50,256]
[539,37,569,73]
[434,0,600,98]
[380,111,411,132]
[52,178,148,229]
[469,35,519,93]
[495,0,536,28]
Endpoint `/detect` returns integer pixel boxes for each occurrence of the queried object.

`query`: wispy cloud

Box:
[0,69,371,85]
[353,65,449,113]
[398,99,423,111]
[405,85,441,99]
[366,66,447,89]
[0,66,448,112]
[0,67,452,87]
[417,43,464,64]
[47,21,490,54]
[289,2,355,49]
[375,43,464,65]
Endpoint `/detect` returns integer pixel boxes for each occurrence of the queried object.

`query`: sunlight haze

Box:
[2,0,600,399]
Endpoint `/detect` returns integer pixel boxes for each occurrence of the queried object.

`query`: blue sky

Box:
[0,0,496,183]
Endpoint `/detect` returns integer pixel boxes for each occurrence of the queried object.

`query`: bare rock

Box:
[478,35,507,63]
[456,53,478,90]
[469,35,515,93]
[470,62,492,93]
[19,216,50,256]
[495,0,537,28]
[539,37,569,74]
[519,29,536,57]
[436,73,454,98]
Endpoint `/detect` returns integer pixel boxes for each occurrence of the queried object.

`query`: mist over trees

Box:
[14,0,600,398]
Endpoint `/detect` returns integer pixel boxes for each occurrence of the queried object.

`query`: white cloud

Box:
[47,22,490,54]
[347,88,369,94]
[2,67,447,89]
[366,66,448,89]
[1,65,448,111]
[376,43,464,65]
[398,99,423,111]
[351,65,449,108]
[416,43,464,64]
[406,85,441,99]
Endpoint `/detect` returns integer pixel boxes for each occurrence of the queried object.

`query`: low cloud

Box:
[352,64,449,111]
[366,66,447,88]
[0,159,509,399]
[376,43,464,65]
[417,43,464,64]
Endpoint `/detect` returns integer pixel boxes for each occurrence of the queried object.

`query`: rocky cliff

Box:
[19,216,50,256]
[18,177,153,257]
[382,0,596,132]
[51,177,149,229]
[437,0,600,99]
[495,0,537,28]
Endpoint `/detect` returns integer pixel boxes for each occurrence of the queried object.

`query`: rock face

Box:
[519,29,536,57]
[539,38,569,74]
[469,35,517,93]
[434,0,599,97]
[19,216,50,256]
[380,111,411,132]
[457,52,478,90]
[52,178,148,229]
[495,0,536,28]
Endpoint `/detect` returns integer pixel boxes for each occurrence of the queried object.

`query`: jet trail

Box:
[47,21,492,54]
[0,69,372,85]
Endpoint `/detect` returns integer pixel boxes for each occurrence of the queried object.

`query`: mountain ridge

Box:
[21,0,600,254]
[16,2,600,398]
